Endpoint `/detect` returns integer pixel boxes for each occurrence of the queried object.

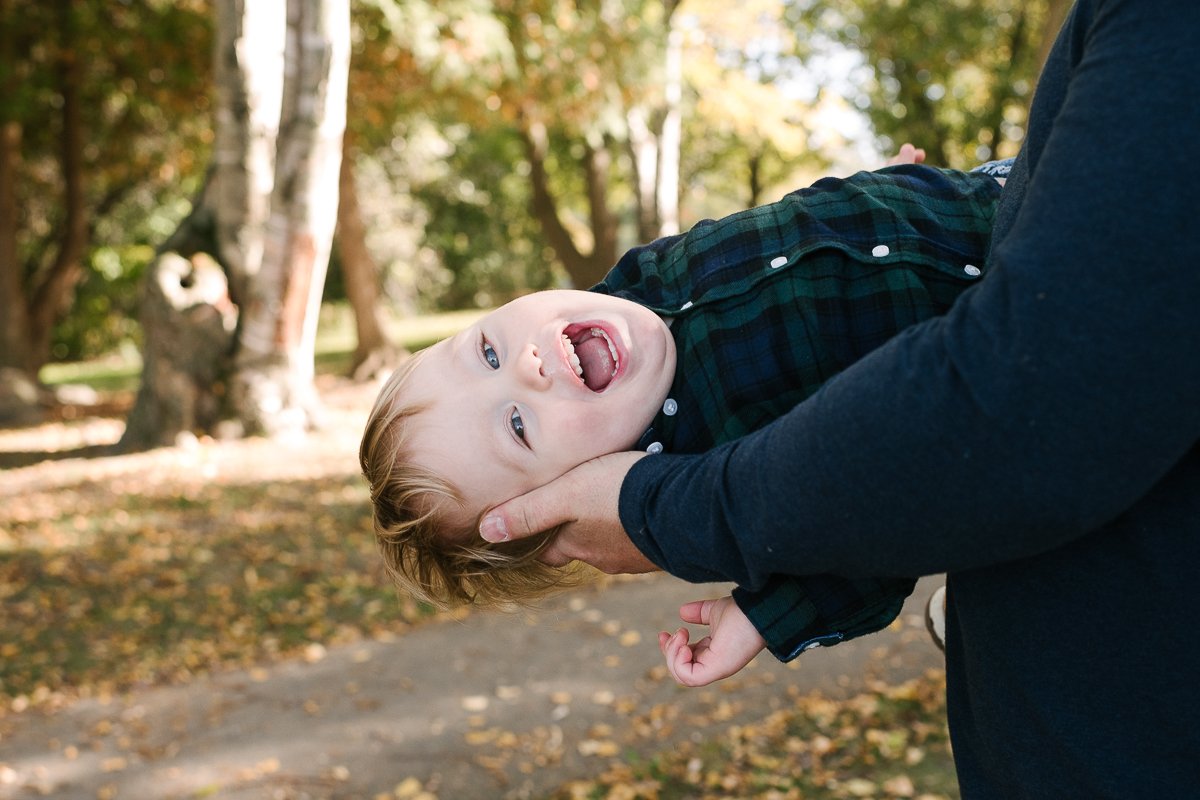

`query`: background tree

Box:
[367,0,688,292]
[786,0,1067,167]
[336,135,406,381]
[0,0,209,394]
[678,0,830,212]
[121,0,349,448]
[326,3,438,380]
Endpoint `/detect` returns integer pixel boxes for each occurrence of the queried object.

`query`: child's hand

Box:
[658,596,766,687]
[886,143,926,166]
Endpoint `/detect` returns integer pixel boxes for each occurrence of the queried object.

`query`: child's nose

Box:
[518,345,550,390]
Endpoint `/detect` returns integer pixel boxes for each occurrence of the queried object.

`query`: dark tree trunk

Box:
[0,120,28,377]
[119,250,237,449]
[0,0,29,378]
[336,143,403,381]
[522,119,615,289]
[28,0,89,372]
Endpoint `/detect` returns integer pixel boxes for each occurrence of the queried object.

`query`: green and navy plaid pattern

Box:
[592,164,1001,658]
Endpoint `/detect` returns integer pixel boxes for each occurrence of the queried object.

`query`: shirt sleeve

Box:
[619,0,1200,590]
[733,574,916,660]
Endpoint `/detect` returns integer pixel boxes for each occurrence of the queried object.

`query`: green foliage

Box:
[678,0,834,211]
[50,246,147,363]
[53,185,203,361]
[412,124,560,308]
[785,0,1052,167]
[4,0,212,361]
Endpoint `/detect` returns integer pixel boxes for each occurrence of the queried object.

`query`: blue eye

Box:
[510,408,526,442]
[481,336,500,369]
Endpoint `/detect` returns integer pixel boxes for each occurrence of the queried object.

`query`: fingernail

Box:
[479,515,508,543]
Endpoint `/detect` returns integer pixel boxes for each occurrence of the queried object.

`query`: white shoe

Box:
[925,585,947,652]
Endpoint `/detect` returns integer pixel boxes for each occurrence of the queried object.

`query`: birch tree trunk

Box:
[623,0,682,245]
[211,0,285,307]
[656,22,682,237]
[626,106,660,244]
[229,0,349,436]
[121,0,348,448]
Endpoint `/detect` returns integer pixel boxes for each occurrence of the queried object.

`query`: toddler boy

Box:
[361,159,1003,655]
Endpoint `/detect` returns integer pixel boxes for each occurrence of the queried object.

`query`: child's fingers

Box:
[887,143,927,166]
[670,631,727,688]
[663,628,698,685]
[687,637,713,668]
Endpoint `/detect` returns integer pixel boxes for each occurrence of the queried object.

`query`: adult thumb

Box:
[478,450,646,543]
[479,483,574,543]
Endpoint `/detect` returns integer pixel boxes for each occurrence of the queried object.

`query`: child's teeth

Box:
[563,327,620,384]
[562,333,584,378]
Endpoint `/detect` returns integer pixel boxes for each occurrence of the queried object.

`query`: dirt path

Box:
[0,377,947,799]
[0,573,944,800]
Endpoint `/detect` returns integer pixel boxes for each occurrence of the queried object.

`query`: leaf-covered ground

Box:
[546,672,958,800]
[0,377,444,713]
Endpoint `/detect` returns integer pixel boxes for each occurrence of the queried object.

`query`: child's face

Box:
[404,290,676,533]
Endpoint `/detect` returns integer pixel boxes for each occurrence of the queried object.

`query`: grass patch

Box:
[38,304,488,393]
[39,350,144,393]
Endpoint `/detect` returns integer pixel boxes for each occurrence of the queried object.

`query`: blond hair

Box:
[359,348,584,608]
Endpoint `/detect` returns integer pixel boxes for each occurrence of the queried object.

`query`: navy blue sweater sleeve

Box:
[620,0,1200,588]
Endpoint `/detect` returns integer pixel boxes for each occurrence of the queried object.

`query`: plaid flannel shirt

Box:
[590,164,1002,659]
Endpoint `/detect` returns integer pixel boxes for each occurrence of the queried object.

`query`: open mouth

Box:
[561,324,621,392]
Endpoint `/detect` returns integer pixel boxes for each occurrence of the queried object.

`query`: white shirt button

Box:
[871,244,890,258]
[646,441,664,454]
[662,398,678,416]
[769,255,787,269]
[679,301,693,311]
[803,641,823,651]
[964,264,982,276]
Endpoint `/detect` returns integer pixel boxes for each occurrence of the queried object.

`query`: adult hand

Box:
[479,450,658,574]
[658,596,766,687]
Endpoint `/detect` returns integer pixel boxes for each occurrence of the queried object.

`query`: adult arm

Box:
[619,0,1200,588]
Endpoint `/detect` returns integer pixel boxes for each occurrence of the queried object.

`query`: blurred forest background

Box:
[1,0,1068,441]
